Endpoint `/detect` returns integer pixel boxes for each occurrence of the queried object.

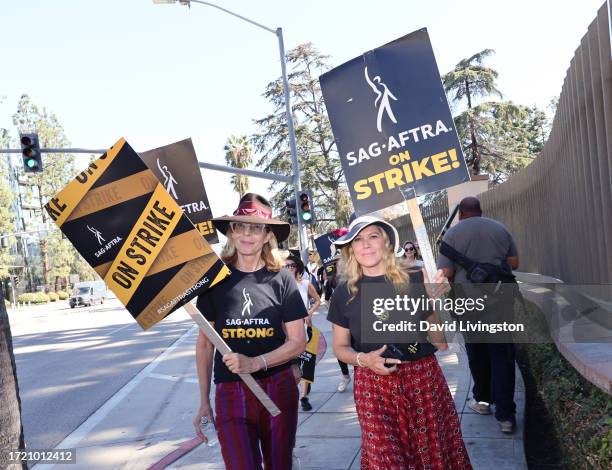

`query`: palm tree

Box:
[0,291,27,470]
[223,135,253,199]
[443,49,502,174]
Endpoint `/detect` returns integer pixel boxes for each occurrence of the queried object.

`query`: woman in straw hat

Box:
[194,193,308,469]
[328,215,472,470]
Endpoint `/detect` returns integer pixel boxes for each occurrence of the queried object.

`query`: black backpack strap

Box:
[438,241,475,271]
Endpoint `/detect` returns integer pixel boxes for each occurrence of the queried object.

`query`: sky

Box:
[0,0,607,223]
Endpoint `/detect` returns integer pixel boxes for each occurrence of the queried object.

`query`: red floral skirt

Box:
[354,354,472,470]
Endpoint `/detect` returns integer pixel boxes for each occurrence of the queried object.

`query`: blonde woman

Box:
[328,216,472,470]
[194,193,307,469]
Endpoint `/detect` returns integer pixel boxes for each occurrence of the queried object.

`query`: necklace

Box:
[235,259,265,273]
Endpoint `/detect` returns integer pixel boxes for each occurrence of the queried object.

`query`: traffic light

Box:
[285,198,298,225]
[19,133,43,173]
[298,190,315,225]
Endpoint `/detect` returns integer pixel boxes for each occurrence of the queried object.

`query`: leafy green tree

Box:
[12,94,75,290]
[224,135,252,200]
[443,49,502,174]
[252,43,351,232]
[70,254,99,284]
[444,51,550,183]
[0,131,15,280]
[525,105,548,155]
[48,231,75,291]
[454,101,545,184]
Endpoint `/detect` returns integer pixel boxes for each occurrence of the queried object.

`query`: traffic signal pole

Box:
[277,28,309,265]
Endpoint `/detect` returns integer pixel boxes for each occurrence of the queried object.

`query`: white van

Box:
[69,281,107,308]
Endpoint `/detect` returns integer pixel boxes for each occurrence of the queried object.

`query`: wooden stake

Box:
[400,187,447,348]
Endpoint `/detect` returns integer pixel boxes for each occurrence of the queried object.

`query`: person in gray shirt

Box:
[437,196,519,434]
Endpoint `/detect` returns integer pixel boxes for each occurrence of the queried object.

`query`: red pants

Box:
[354,355,472,470]
[215,367,298,470]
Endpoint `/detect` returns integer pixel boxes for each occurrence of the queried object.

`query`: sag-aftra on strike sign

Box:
[320,28,470,214]
[45,138,230,329]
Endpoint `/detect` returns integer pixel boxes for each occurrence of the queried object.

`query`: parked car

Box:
[69,281,107,308]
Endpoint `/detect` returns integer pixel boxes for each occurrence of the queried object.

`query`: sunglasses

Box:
[405,247,416,252]
[229,222,269,234]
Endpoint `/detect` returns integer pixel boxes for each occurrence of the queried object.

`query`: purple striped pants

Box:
[215,367,298,470]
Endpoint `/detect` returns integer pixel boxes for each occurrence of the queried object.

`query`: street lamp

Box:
[153,0,308,262]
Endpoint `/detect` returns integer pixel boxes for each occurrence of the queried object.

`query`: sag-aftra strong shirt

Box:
[196,266,308,383]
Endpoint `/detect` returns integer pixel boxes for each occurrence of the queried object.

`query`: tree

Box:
[0,291,27,470]
[48,231,75,292]
[12,94,75,291]
[525,105,548,155]
[443,49,502,174]
[453,101,547,184]
[0,131,16,281]
[223,135,253,199]
[252,43,351,233]
[70,251,99,283]
[444,51,550,183]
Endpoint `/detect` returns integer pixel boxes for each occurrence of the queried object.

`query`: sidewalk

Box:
[36,307,527,470]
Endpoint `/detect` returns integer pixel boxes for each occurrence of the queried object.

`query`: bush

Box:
[518,302,612,469]
[48,292,59,302]
[17,292,50,304]
[57,291,69,300]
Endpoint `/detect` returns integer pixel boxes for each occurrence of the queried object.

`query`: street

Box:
[7,305,527,469]
[8,298,194,452]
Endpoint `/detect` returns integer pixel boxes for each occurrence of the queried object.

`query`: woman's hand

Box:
[423,269,450,350]
[361,345,401,376]
[427,268,451,299]
[222,352,263,374]
[193,400,215,442]
[291,363,303,384]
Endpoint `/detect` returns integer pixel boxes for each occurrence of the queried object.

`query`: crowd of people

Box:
[193,192,519,469]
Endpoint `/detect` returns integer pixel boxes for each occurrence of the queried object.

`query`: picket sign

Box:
[45,136,280,418]
[183,302,281,416]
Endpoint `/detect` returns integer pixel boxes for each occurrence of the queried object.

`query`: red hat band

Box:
[232,200,272,220]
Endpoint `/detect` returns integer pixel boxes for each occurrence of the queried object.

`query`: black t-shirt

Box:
[327,275,437,361]
[196,266,308,383]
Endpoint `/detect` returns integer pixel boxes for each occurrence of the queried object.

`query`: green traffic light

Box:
[302,212,312,221]
[26,158,39,168]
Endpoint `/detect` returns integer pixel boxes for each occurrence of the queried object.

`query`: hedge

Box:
[518,302,612,469]
[17,292,50,304]
[57,291,69,300]
[48,292,59,302]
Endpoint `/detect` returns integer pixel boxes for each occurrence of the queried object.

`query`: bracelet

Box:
[259,354,268,371]
[356,352,364,367]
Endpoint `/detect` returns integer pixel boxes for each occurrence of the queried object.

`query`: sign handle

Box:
[182,302,281,417]
[399,187,447,348]
[399,187,437,276]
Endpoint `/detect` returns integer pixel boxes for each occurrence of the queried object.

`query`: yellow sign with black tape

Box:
[45,138,230,330]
